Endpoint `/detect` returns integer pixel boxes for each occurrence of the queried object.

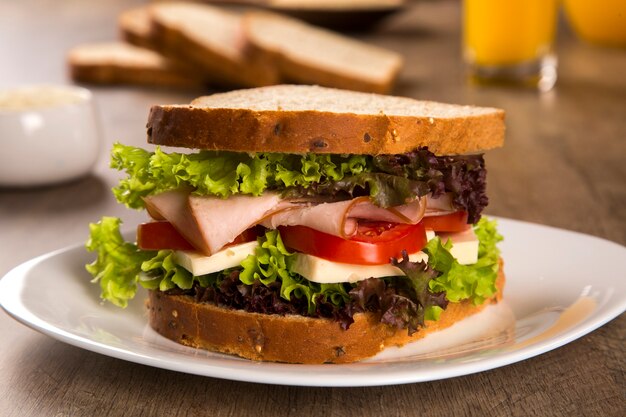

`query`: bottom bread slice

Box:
[147,265,505,364]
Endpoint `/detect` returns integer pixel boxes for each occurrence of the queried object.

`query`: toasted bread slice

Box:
[147,260,504,364]
[242,11,403,94]
[68,42,204,88]
[148,2,280,88]
[147,85,505,155]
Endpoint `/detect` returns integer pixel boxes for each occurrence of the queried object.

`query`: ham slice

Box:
[260,198,362,237]
[144,190,433,255]
[144,189,208,252]
[261,197,426,238]
[425,193,456,216]
[349,198,426,224]
[144,191,281,255]
[188,193,281,254]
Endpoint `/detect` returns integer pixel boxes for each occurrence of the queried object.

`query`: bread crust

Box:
[147,104,505,155]
[147,262,505,364]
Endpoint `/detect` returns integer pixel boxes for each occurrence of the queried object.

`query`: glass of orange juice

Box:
[563,0,626,47]
[463,0,559,91]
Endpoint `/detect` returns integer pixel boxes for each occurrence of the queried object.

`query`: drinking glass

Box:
[463,0,559,91]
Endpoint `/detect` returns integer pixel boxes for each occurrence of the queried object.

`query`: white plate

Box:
[0,218,624,387]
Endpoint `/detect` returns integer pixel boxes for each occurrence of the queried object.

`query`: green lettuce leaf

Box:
[111,144,370,209]
[110,146,157,209]
[283,172,431,208]
[391,253,448,331]
[240,230,350,313]
[139,250,194,291]
[425,217,502,304]
[86,217,208,306]
[110,144,490,222]
[85,217,155,307]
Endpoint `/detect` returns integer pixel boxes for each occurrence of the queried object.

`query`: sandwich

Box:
[86,85,505,364]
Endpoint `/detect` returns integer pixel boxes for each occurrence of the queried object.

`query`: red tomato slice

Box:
[230,226,264,246]
[137,221,195,251]
[420,211,470,232]
[279,222,426,265]
[137,222,261,252]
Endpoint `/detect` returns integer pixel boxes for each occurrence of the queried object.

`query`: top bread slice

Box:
[242,11,403,94]
[147,85,505,155]
[148,2,280,88]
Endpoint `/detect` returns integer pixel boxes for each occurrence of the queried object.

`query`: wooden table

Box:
[1,1,624,416]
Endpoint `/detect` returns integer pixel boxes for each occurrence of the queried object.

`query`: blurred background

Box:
[0,1,625,416]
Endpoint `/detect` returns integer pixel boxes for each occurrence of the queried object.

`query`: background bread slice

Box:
[268,0,404,10]
[68,42,205,88]
[149,2,280,88]
[242,11,403,94]
[118,6,157,50]
[147,262,505,364]
[147,85,505,155]
[118,5,203,83]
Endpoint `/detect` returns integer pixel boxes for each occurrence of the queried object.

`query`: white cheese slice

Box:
[291,251,428,284]
[174,241,258,276]
[436,228,479,265]
[173,227,479,282]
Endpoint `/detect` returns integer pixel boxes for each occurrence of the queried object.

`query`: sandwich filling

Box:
[87,144,502,334]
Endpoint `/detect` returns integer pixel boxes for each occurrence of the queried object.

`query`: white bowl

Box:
[0,85,101,187]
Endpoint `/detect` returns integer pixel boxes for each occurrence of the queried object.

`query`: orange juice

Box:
[464,0,559,66]
[563,0,626,47]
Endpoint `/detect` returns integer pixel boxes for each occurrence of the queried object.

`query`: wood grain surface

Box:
[0,1,624,416]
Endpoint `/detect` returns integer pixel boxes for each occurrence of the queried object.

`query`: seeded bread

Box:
[67,42,204,88]
[243,11,403,94]
[147,85,505,155]
[149,2,280,88]
[147,261,504,364]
